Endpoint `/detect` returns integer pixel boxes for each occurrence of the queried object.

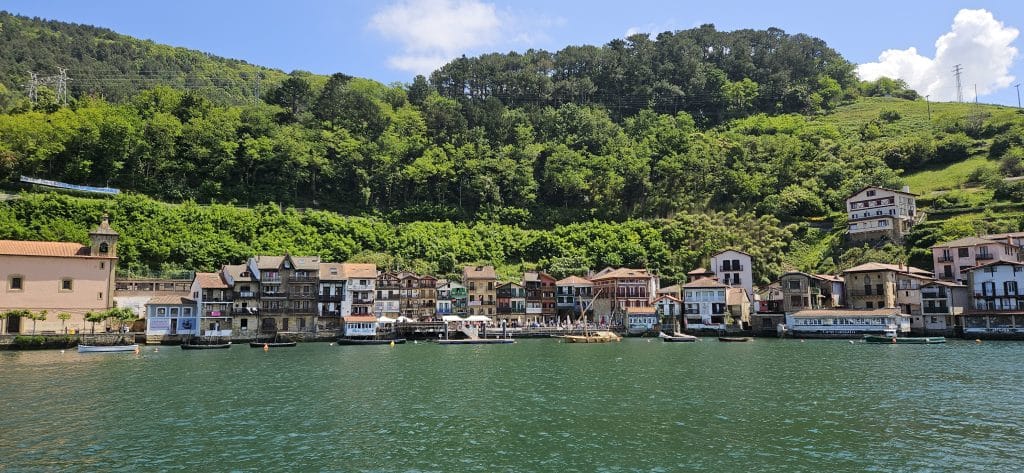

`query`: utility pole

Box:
[26,71,38,104]
[953,64,963,103]
[55,67,69,105]
[925,94,931,121]
[1015,83,1021,109]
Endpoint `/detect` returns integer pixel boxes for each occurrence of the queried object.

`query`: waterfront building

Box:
[779,272,844,312]
[496,281,527,324]
[344,264,376,316]
[0,216,118,334]
[710,250,754,310]
[657,284,682,300]
[931,236,1020,284]
[785,308,910,337]
[625,306,659,335]
[375,271,401,318]
[555,275,594,322]
[845,186,918,242]
[686,267,715,281]
[590,267,659,326]
[842,262,931,311]
[342,315,379,337]
[463,266,497,317]
[221,263,258,336]
[144,295,197,342]
[318,263,346,329]
[963,261,1024,337]
[398,272,436,320]
[114,276,192,325]
[682,277,727,331]
[436,280,467,316]
[915,280,967,336]
[654,294,683,331]
[983,231,1024,248]
[756,282,783,314]
[248,255,320,333]
[726,287,751,328]
[523,271,556,323]
[189,272,233,336]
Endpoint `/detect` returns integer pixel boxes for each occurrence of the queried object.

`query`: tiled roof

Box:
[684,278,726,288]
[253,255,284,269]
[148,295,194,305]
[713,249,752,258]
[590,267,653,281]
[816,274,845,283]
[790,308,901,317]
[843,262,930,275]
[983,232,1024,240]
[195,272,228,289]
[290,255,320,271]
[343,315,378,323]
[726,288,750,305]
[657,284,682,294]
[931,236,1013,248]
[625,306,656,314]
[0,240,95,258]
[222,263,252,281]
[463,265,497,280]
[923,280,965,287]
[343,263,377,279]
[965,260,1024,272]
[654,294,681,302]
[319,263,345,280]
[556,275,593,286]
[687,267,712,275]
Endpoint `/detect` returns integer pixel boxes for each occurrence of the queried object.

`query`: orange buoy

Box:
[263,343,269,352]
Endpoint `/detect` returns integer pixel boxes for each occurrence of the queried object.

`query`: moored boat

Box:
[563,330,622,343]
[660,332,697,342]
[78,344,139,353]
[249,340,297,348]
[438,338,515,345]
[718,337,751,342]
[181,341,231,349]
[864,335,946,344]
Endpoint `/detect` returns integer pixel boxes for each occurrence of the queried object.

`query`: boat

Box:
[248,339,297,348]
[659,332,698,342]
[718,337,751,342]
[864,335,946,344]
[181,336,231,350]
[78,344,139,353]
[562,288,622,343]
[337,337,407,345]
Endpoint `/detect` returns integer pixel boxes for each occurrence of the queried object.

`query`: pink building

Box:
[1,216,118,334]
[932,236,1020,284]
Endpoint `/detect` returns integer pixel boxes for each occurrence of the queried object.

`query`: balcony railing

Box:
[291,275,317,282]
[720,264,744,272]
[923,306,951,314]
[921,291,948,299]
[976,253,995,261]
[319,294,344,302]
[936,256,954,263]
[352,299,374,305]
[293,292,317,299]
[847,289,878,296]
[261,291,288,298]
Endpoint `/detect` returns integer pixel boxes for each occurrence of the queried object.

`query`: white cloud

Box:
[369,0,555,75]
[857,9,1019,101]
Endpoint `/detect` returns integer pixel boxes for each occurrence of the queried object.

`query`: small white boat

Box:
[659,332,698,342]
[78,344,139,353]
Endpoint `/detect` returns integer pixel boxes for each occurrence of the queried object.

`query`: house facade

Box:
[189,272,233,336]
[144,295,197,342]
[710,250,754,310]
[463,266,497,317]
[0,216,118,334]
[248,255,320,333]
[590,268,658,325]
[843,263,931,312]
[779,272,844,313]
[222,263,258,336]
[964,261,1024,337]
[932,236,1020,284]
[436,280,467,317]
[375,271,401,318]
[682,278,727,331]
[785,308,910,337]
[496,282,526,323]
[654,295,683,331]
[846,186,918,242]
[556,276,594,322]
[915,281,967,336]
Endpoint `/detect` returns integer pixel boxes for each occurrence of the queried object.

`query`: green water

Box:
[1,338,1022,472]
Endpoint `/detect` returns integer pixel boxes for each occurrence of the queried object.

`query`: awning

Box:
[465,315,491,322]
[378,316,397,323]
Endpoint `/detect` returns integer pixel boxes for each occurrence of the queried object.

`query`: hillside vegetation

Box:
[1,13,1024,279]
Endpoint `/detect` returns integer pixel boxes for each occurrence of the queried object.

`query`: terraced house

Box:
[463,266,497,317]
[248,254,320,333]
[590,267,658,325]
[845,186,918,243]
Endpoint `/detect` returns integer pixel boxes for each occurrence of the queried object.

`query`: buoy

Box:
[891,338,897,344]
[849,340,854,344]
[329,343,334,346]
[154,348,159,353]
[390,340,395,347]
[60,350,65,354]
[976,339,982,343]
[134,346,140,355]
[263,343,269,352]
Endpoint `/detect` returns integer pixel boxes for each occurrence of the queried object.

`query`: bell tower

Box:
[89,214,119,258]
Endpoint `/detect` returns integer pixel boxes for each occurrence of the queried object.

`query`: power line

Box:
[952,64,963,103]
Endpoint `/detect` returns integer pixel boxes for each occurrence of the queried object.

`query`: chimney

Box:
[901,185,911,193]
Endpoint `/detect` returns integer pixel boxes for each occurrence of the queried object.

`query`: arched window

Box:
[99,242,109,254]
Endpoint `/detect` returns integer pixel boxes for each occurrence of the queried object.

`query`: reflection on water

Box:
[1,339,1022,472]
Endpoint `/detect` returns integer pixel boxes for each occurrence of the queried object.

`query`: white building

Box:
[846,186,918,242]
[916,281,966,336]
[144,296,197,342]
[785,308,910,338]
[683,278,727,331]
[654,295,683,331]
[342,315,379,337]
[964,261,1024,337]
[710,250,754,311]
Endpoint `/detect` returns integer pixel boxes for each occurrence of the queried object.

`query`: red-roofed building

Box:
[0,216,118,334]
[590,268,659,325]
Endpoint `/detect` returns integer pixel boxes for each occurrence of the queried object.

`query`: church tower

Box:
[89,214,119,258]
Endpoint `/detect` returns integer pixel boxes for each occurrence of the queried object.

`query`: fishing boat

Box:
[562,288,622,343]
[181,335,231,350]
[718,337,751,342]
[864,335,946,344]
[78,343,139,353]
[248,338,297,348]
[438,338,515,345]
[659,332,698,342]
[337,337,407,345]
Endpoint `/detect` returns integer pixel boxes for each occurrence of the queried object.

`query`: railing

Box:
[320,310,341,317]
[291,275,317,282]
[352,299,374,305]
[921,291,947,299]
[319,294,344,302]
[976,253,995,261]
[847,289,878,296]
[232,308,258,315]
[293,292,317,299]
[482,301,495,305]
[261,291,288,298]
[236,291,255,298]
[937,256,954,263]
[720,264,744,272]
[922,306,950,314]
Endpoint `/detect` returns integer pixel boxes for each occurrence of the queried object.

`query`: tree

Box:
[104,307,138,332]
[85,310,106,334]
[27,310,47,334]
[57,312,72,334]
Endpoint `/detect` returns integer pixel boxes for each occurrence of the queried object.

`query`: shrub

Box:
[12,335,45,348]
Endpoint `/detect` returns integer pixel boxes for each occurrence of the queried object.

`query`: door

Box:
[169,319,177,335]
[6,315,21,334]
[282,318,289,331]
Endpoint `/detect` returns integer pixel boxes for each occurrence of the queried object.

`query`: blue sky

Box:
[4,1,1023,105]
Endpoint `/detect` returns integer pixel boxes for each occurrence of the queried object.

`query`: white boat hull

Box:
[78,344,139,353]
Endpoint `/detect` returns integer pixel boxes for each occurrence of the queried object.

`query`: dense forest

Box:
[2,12,1024,280]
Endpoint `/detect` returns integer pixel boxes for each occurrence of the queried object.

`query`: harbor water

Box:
[1,338,1022,472]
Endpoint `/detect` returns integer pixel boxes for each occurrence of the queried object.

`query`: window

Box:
[59,278,73,292]
[97,292,104,300]
[958,248,969,257]
[183,308,192,316]
[99,242,109,254]
[867,190,876,197]
[157,307,167,316]
[878,219,888,226]
[787,280,801,290]
[866,301,873,309]
[9,276,23,291]
[100,262,105,269]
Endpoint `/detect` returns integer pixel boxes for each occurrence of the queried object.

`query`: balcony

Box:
[320,310,341,317]
[482,300,495,306]
[936,256,954,263]
[291,275,317,282]
[720,264,744,272]
[319,294,344,302]
[261,291,288,298]
[293,292,317,299]
[352,299,374,305]
[976,253,995,261]
[847,289,878,297]
[235,291,255,298]
[923,306,951,314]
[921,291,948,299]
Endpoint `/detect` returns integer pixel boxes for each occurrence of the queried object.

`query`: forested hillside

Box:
[2,12,1024,279]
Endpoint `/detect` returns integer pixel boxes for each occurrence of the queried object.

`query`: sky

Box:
[3,0,1023,106]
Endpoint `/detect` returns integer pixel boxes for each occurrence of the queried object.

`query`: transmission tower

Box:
[26,71,39,103]
[953,64,963,103]
[26,68,71,106]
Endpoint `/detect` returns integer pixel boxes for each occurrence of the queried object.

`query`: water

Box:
[1,338,1023,472]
